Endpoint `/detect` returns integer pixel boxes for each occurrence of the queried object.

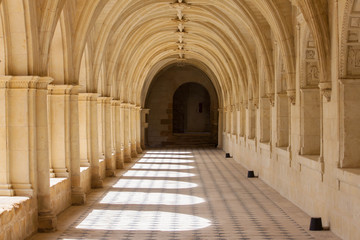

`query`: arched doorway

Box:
[173,82,211,133]
[145,64,218,147]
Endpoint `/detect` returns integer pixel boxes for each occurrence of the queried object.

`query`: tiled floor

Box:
[32,148,340,240]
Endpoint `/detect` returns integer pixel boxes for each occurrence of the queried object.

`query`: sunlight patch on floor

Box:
[76,210,211,231]
[100,191,205,205]
[123,170,195,178]
[137,158,194,163]
[113,179,198,189]
[131,163,194,170]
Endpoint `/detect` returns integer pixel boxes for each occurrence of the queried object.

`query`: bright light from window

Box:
[131,164,194,170]
[76,210,211,231]
[100,192,205,205]
[138,158,194,163]
[123,170,195,178]
[113,179,198,189]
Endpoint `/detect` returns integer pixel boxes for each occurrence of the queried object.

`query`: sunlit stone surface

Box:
[123,170,195,178]
[138,159,194,163]
[100,191,205,205]
[131,163,194,170]
[76,210,211,231]
[113,179,198,189]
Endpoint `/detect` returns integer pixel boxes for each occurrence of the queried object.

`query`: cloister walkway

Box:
[32,148,339,240]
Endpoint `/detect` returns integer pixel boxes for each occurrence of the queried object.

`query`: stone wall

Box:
[50,178,72,216]
[0,197,37,240]
[80,167,92,194]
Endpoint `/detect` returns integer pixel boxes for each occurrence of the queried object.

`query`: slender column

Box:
[123,103,131,162]
[47,85,73,177]
[135,106,143,153]
[130,105,137,157]
[0,77,13,196]
[217,108,223,148]
[115,101,124,168]
[141,109,150,150]
[69,86,85,205]
[97,98,106,160]
[78,93,102,188]
[102,97,116,176]
[36,77,57,231]
[5,77,38,196]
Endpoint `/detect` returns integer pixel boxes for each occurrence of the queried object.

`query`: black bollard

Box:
[309,217,323,231]
[247,171,255,178]
[225,153,231,158]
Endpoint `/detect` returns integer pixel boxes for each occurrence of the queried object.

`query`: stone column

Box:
[115,101,124,168]
[217,108,223,148]
[123,103,132,162]
[130,105,137,157]
[101,97,116,176]
[78,93,102,188]
[0,77,13,196]
[6,77,37,196]
[36,77,57,231]
[48,85,73,177]
[97,98,106,161]
[141,109,150,150]
[69,86,86,205]
[135,106,143,153]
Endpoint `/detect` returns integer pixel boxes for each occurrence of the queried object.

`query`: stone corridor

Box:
[31,149,339,240]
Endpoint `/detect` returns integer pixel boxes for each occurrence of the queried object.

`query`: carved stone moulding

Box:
[266,93,275,107]
[287,89,296,105]
[319,81,332,102]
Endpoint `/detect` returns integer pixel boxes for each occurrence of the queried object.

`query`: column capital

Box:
[48,84,73,95]
[0,76,53,89]
[78,93,100,101]
[97,96,113,104]
[111,99,121,106]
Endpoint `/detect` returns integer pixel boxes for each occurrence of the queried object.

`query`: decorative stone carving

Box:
[306,62,320,86]
[306,50,316,59]
[287,89,296,105]
[319,82,332,102]
[267,93,275,107]
[347,46,360,75]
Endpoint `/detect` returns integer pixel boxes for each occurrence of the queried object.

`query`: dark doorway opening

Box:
[173,82,211,133]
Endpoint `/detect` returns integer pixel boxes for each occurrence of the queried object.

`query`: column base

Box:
[131,150,137,158]
[80,160,90,167]
[91,177,103,188]
[0,184,14,196]
[53,168,70,178]
[136,145,143,154]
[71,187,86,205]
[38,212,57,232]
[49,169,56,178]
[106,169,116,177]
[124,156,132,163]
[116,153,124,169]
[12,184,34,197]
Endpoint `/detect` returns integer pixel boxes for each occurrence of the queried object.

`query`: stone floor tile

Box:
[31,148,340,240]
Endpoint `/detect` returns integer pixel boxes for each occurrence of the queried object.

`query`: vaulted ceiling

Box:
[0,0,330,107]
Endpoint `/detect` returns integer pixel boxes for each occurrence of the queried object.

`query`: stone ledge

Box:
[336,168,360,190]
[297,155,323,173]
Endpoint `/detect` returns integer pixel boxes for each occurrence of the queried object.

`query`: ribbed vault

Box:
[0,0,330,109]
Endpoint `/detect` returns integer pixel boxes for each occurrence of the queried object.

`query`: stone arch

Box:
[0,3,6,75]
[1,0,39,75]
[338,0,360,168]
[298,23,321,156]
[144,64,219,147]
